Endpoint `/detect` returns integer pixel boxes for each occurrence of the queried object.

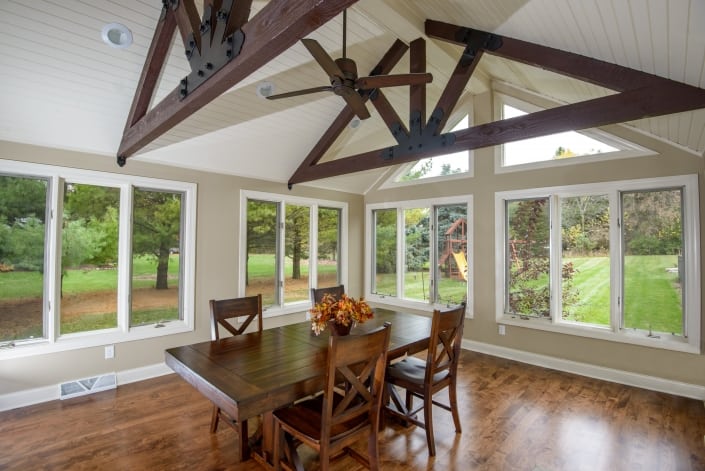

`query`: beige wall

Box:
[365,91,705,387]
[0,141,363,396]
[1,84,704,400]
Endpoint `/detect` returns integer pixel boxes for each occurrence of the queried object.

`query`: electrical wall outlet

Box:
[104,345,114,359]
[498,324,506,336]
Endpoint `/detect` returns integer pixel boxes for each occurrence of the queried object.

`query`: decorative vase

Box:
[330,321,353,336]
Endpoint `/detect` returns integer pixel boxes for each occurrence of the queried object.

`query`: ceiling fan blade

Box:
[301,38,344,78]
[266,86,333,100]
[340,89,371,120]
[356,73,433,90]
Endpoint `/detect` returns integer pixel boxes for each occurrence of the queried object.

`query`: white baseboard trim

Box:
[462,339,705,401]
[0,362,173,412]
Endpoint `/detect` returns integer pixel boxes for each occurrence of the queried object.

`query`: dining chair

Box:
[208,293,263,440]
[271,321,392,471]
[311,284,345,304]
[384,302,466,456]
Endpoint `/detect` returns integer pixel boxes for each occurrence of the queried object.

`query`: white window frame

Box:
[494,175,700,353]
[0,159,197,360]
[239,190,348,318]
[365,195,473,317]
[493,92,654,174]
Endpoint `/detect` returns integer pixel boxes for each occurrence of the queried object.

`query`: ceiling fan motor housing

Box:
[332,57,359,95]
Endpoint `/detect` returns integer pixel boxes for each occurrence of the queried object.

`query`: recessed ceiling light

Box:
[256,81,275,98]
[101,23,133,49]
[349,117,361,129]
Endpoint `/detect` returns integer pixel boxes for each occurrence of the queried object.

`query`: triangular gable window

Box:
[499,98,652,171]
[388,115,471,186]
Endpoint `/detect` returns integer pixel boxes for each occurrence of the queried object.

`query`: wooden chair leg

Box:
[423,394,436,456]
[449,381,462,434]
[368,428,380,471]
[320,444,330,471]
[210,405,220,433]
[272,420,282,471]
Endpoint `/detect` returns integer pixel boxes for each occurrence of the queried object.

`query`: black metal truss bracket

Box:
[456,29,503,66]
[381,109,456,161]
[179,0,245,99]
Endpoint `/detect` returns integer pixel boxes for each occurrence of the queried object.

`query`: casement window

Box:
[495,175,700,353]
[366,197,472,315]
[240,191,346,316]
[0,160,196,358]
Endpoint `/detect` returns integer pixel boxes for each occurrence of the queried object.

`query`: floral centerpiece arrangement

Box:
[310,293,374,336]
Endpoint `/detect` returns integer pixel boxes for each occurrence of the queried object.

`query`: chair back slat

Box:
[425,303,466,384]
[321,322,391,441]
[311,284,345,304]
[209,294,263,340]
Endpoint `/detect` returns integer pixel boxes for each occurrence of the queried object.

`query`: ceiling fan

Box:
[266,10,433,120]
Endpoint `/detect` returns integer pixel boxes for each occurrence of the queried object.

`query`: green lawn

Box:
[566,255,681,333]
[1,255,181,339]
[374,271,467,304]
[0,255,180,301]
[3,252,682,337]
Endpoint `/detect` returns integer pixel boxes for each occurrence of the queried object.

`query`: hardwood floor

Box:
[1,350,704,470]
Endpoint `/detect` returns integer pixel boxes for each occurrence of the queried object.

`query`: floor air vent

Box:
[59,373,117,400]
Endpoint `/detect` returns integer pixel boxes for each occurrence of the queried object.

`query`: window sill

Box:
[367,295,472,318]
[0,321,192,360]
[498,314,700,354]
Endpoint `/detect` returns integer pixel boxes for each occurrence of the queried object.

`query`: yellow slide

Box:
[452,252,468,281]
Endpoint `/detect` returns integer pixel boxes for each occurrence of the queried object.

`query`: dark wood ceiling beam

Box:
[224,0,253,37]
[288,19,705,185]
[425,19,661,92]
[173,0,202,52]
[425,25,489,134]
[118,0,359,162]
[288,38,409,187]
[371,90,409,140]
[123,6,177,132]
[409,38,426,131]
[289,80,705,184]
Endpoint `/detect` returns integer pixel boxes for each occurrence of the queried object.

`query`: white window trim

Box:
[365,195,473,317]
[494,174,701,353]
[239,190,348,318]
[493,92,655,174]
[0,159,197,360]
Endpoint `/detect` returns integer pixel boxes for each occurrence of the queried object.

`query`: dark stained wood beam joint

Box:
[118,0,359,162]
[179,0,246,100]
[424,22,495,135]
[289,20,705,185]
[425,19,658,92]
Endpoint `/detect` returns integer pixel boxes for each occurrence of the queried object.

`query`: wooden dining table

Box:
[164,308,432,465]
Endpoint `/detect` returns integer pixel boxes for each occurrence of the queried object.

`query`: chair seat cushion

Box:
[386,356,449,384]
[273,394,368,443]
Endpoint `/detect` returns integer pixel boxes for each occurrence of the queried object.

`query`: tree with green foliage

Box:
[317,208,339,262]
[374,209,397,274]
[508,199,578,318]
[0,176,48,269]
[285,204,309,280]
[246,200,277,286]
[132,190,182,290]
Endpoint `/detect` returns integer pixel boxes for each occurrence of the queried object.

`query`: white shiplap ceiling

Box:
[0,0,703,194]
